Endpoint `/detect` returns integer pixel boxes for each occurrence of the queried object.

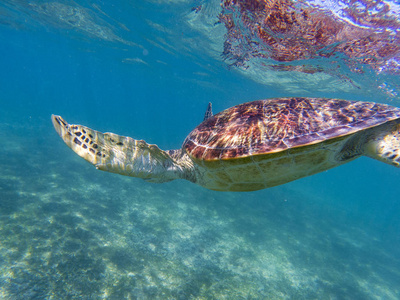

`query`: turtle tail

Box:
[51,115,193,183]
[363,120,400,167]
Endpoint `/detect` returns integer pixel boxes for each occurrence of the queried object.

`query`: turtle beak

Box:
[51,114,66,136]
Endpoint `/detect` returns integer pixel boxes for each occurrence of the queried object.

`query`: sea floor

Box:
[0,119,399,299]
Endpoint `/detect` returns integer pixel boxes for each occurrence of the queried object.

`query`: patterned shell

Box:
[183,97,400,161]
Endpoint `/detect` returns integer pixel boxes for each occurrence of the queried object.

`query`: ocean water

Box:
[1,0,400,299]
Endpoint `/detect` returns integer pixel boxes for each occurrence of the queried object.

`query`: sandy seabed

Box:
[0,120,399,299]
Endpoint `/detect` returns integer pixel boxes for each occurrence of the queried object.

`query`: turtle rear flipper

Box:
[51,115,189,183]
[364,121,400,167]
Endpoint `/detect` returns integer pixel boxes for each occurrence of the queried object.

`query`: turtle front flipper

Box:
[363,120,400,167]
[203,102,213,121]
[51,115,194,183]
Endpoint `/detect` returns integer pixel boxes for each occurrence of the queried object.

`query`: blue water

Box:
[1,0,400,299]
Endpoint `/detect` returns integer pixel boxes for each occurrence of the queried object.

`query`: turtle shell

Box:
[183,97,400,161]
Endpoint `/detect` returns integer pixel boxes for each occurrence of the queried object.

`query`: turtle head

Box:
[51,115,196,184]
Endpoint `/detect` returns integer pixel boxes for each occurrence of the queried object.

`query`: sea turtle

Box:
[52,97,400,192]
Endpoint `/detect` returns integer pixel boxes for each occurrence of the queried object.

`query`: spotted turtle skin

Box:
[184,97,400,161]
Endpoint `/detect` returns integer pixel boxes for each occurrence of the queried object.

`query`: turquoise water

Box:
[1,0,400,298]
